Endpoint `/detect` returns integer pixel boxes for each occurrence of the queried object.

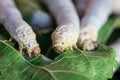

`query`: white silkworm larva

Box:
[42,0,80,53]
[0,0,40,56]
[77,0,113,51]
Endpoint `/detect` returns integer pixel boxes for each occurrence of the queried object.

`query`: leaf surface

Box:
[98,16,119,43]
[0,41,118,80]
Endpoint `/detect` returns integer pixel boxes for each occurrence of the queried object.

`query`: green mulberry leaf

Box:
[0,41,118,80]
[97,15,119,43]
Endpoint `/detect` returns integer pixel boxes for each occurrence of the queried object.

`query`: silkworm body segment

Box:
[77,0,113,50]
[0,0,40,56]
[43,0,80,53]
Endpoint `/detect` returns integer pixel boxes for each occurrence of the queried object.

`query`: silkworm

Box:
[14,0,53,33]
[76,0,113,50]
[0,0,40,56]
[42,0,80,53]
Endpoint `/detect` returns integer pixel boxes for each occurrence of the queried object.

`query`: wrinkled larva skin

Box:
[52,24,79,52]
[0,0,40,56]
[42,0,80,53]
[76,0,113,51]
[77,26,98,50]
[12,22,40,56]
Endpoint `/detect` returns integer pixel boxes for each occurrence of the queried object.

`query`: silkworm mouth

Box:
[53,46,63,53]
